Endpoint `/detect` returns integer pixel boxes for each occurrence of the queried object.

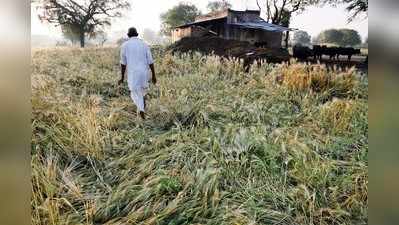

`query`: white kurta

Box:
[120,37,154,112]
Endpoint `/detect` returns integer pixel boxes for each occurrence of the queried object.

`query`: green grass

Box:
[31,47,368,225]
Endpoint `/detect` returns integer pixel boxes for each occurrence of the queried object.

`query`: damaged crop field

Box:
[32,47,368,225]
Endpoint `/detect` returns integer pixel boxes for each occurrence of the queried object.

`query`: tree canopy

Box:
[206,0,232,13]
[160,3,202,36]
[314,28,362,46]
[315,29,343,45]
[38,0,130,47]
[340,29,362,46]
[292,30,312,46]
[345,0,368,21]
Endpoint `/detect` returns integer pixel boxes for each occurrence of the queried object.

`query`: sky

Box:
[31,0,368,41]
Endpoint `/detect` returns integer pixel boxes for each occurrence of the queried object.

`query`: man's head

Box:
[127,27,139,38]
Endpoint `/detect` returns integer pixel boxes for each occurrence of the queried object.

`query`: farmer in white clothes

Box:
[119,27,157,119]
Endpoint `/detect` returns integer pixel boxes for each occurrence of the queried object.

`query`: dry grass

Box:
[278,62,359,99]
[31,47,368,225]
[321,98,365,134]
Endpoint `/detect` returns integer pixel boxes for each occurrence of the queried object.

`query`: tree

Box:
[255,0,312,26]
[160,3,201,36]
[315,29,343,45]
[38,0,130,47]
[340,28,362,46]
[280,9,292,48]
[207,0,232,13]
[255,0,303,48]
[292,30,311,46]
[344,0,368,21]
[315,28,362,46]
[279,9,292,27]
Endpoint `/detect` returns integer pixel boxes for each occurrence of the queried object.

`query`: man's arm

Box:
[149,63,156,84]
[119,43,127,85]
[119,64,126,85]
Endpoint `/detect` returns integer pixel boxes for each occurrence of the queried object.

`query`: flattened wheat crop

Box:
[32,47,368,225]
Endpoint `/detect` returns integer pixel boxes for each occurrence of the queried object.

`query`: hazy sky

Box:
[31,0,368,41]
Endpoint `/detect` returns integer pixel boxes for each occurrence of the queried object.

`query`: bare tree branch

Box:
[38,0,130,47]
[256,0,319,25]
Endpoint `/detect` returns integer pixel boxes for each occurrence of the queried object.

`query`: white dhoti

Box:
[129,86,148,112]
[128,69,150,112]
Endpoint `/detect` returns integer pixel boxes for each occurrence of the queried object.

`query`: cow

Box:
[312,45,361,61]
[293,45,313,60]
[313,45,328,60]
[325,47,339,60]
[336,47,361,61]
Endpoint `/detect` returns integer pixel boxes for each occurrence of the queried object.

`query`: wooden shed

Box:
[172,9,292,48]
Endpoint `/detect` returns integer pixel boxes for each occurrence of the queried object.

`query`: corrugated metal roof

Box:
[175,17,227,28]
[229,19,295,32]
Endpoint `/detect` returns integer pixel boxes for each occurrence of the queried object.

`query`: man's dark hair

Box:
[128,27,139,37]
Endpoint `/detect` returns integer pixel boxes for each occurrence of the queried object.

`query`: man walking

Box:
[119,27,157,119]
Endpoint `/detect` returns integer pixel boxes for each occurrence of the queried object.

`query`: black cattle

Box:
[313,45,328,60]
[336,47,361,61]
[293,45,313,60]
[312,45,361,61]
[313,45,321,60]
[325,47,340,60]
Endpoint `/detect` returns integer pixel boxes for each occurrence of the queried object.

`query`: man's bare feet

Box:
[139,111,145,119]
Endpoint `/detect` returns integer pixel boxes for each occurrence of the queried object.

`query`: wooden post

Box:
[225,24,231,39]
[285,31,289,49]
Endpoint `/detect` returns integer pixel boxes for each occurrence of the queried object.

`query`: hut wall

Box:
[224,26,283,48]
[172,27,192,42]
